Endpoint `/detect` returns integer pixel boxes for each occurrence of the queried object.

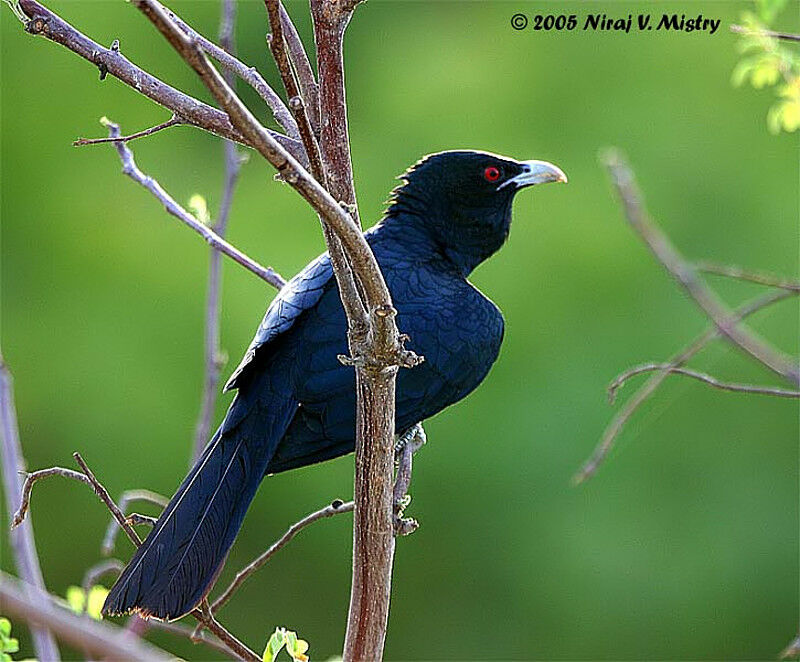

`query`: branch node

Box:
[25,15,48,35]
[394,517,418,537]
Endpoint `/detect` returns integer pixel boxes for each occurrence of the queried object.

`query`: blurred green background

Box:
[2,1,798,659]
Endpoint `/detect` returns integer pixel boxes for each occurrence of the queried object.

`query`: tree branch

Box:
[694,260,800,292]
[155,0,300,141]
[574,288,797,483]
[266,0,324,183]
[603,149,800,386]
[16,0,307,163]
[0,356,61,661]
[210,499,355,616]
[101,489,168,556]
[279,3,320,134]
[105,120,286,289]
[192,0,244,463]
[609,364,800,402]
[11,451,260,661]
[73,115,182,146]
[0,574,173,662]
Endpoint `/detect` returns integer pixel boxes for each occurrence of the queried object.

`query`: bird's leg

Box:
[393,423,426,536]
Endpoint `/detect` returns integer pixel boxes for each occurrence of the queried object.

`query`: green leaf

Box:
[65,586,86,614]
[86,586,109,621]
[263,628,286,662]
[4,639,18,654]
[188,194,211,226]
[0,619,10,638]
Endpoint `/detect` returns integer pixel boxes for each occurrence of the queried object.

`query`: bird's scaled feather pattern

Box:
[103,150,564,621]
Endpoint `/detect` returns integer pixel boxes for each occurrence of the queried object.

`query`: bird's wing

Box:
[224,252,334,392]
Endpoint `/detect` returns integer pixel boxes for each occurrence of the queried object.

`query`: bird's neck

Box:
[382,191,511,277]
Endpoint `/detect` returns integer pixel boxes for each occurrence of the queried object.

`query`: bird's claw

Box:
[394,423,427,455]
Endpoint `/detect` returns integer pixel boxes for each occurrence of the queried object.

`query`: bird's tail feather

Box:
[103,400,287,621]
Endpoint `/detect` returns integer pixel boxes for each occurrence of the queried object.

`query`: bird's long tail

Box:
[103,394,290,621]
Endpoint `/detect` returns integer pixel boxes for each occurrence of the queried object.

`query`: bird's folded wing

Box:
[224,252,334,392]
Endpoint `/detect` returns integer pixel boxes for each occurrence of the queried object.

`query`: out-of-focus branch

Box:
[81,560,124,599]
[15,0,306,163]
[575,288,797,484]
[694,260,800,292]
[192,0,244,463]
[12,452,260,660]
[0,574,173,662]
[781,631,800,660]
[603,149,800,386]
[74,116,182,146]
[0,356,61,661]
[105,120,286,289]
[731,24,800,42]
[609,364,800,402]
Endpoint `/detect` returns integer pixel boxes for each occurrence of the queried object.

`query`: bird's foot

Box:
[394,422,427,456]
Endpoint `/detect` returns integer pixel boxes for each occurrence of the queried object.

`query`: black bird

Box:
[103,150,567,620]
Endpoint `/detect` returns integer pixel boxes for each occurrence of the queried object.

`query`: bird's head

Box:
[385,150,567,275]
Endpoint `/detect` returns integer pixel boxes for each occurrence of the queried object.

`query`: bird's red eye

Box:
[483,166,501,182]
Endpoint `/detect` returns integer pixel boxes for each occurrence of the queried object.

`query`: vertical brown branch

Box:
[0,355,61,661]
[308,3,401,660]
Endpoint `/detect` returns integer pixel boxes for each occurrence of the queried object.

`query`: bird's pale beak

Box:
[499,160,568,190]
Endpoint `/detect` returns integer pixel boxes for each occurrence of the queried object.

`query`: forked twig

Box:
[105,120,286,290]
[608,364,800,402]
[575,288,796,484]
[74,116,182,146]
[603,150,800,386]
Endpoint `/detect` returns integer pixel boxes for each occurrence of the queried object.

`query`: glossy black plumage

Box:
[103,150,566,621]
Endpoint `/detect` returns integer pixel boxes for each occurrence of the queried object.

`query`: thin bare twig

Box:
[603,149,800,386]
[73,116,182,146]
[149,618,238,659]
[156,0,300,140]
[125,513,159,527]
[73,452,143,548]
[12,451,259,660]
[105,120,286,289]
[731,24,800,42]
[102,488,167,556]
[279,3,320,134]
[209,499,354,616]
[695,260,800,292]
[0,357,61,661]
[266,0,325,183]
[82,559,124,597]
[609,364,800,402]
[0,574,173,662]
[574,288,797,484]
[12,466,93,529]
[17,0,306,163]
